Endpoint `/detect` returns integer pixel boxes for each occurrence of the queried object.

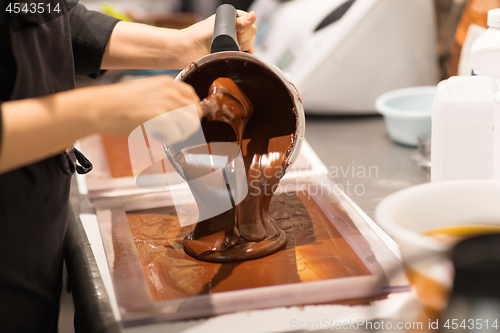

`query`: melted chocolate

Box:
[178,60,298,262]
[200,77,253,147]
[126,191,375,302]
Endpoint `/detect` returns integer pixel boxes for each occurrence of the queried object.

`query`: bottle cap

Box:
[488,9,500,28]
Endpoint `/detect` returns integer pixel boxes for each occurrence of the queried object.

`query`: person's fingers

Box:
[172,81,200,102]
[174,82,196,99]
[173,87,202,119]
[194,101,204,120]
[149,105,201,145]
[238,34,256,52]
[236,11,256,33]
[239,36,256,53]
[235,11,257,53]
[151,75,174,83]
[237,24,257,44]
[178,94,201,110]
[173,86,203,114]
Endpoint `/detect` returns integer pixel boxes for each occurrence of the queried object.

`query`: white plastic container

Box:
[471,9,500,180]
[471,9,500,78]
[431,76,496,182]
[494,94,500,179]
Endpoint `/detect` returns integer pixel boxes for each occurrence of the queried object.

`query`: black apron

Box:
[0,2,91,331]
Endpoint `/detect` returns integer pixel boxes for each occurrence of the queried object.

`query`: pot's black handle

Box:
[211,4,240,54]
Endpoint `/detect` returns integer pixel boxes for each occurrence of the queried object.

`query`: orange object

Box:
[100,135,134,178]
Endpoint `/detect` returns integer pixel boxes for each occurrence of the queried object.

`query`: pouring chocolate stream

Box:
[181,77,289,262]
[200,77,253,147]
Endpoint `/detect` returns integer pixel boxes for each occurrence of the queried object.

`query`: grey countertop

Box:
[304,114,430,220]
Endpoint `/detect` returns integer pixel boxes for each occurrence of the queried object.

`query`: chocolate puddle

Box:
[125,190,376,303]
[179,77,293,262]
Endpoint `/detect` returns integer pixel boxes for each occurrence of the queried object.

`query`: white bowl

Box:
[375,86,436,147]
[375,180,500,284]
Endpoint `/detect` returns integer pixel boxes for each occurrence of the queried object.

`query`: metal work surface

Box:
[304,115,430,220]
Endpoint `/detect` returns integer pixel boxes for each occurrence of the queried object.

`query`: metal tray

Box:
[93,176,409,327]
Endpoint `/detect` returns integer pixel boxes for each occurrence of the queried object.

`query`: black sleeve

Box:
[68,4,120,79]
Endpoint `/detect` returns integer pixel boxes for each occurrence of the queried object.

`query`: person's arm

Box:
[0,76,201,174]
[100,11,257,70]
[0,91,96,173]
[68,4,256,73]
[68,4,121,78]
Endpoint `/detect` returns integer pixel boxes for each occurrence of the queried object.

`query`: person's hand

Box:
[235,10,258,54]
[90,75,202,143]
[181,10,257,64]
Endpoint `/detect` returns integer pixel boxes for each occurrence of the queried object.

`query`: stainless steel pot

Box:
[173,4,305,175]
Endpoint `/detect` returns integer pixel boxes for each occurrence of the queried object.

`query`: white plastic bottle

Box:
[471,9,500,78]
[471,9,500,180]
